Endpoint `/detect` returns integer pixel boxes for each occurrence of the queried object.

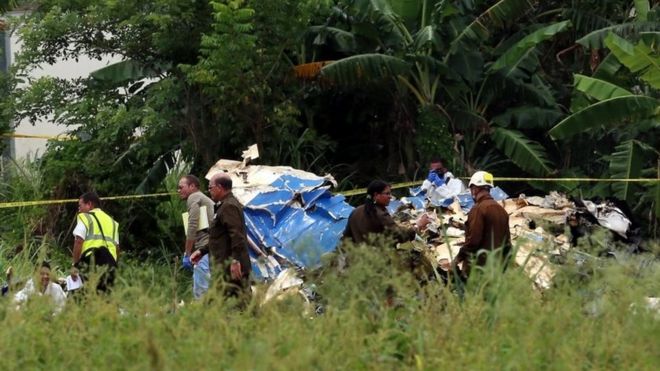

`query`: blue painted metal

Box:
[243,176,353,280]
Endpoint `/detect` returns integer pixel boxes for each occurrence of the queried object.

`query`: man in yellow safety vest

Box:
[72,192,119,293]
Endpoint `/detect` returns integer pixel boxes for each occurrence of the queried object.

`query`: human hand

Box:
[190,250,202,265]
[416,213,431,230]
[439,258,450,271]
[182,255,193,270]
[230,260,242,280]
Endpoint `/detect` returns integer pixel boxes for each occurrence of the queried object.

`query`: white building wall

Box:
[3,11,121,159]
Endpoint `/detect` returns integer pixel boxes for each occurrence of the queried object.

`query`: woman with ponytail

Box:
[343,180,429,244]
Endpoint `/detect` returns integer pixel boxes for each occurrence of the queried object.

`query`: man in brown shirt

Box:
[453,171,511,278]
[191,173,251,302]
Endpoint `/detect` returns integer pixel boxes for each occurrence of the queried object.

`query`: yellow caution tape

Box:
[477,177,659,183]
[2,133,74,140]
[340,181,423,197]
[1,176,659,209]
[339,177,660,197]
[0,192,175,209]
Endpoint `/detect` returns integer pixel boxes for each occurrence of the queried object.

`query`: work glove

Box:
[182,255,193,271]
[427,169,443,186]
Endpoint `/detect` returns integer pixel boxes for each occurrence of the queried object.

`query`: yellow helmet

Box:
[469,171,494,188]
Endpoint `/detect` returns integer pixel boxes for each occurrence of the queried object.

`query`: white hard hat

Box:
[469,171,494,188]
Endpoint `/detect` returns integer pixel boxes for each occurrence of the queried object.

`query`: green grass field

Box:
[0,238,658,370]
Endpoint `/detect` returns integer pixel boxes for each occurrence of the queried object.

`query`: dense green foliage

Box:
[0,2,658,368]
[0,235,658,369]
[0,0,658,252]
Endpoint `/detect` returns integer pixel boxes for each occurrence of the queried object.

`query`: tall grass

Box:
[0,235,657,369]
[0,159,658,369]
[0,158,48,247]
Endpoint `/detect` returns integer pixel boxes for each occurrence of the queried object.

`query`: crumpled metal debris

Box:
[388,186,637,290]
[206,147,352,281]
[582,200,632,239]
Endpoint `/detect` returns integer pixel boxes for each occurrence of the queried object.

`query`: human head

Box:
[208,173,232,202]
[70,266,79,279]
[78,192,101,213]
[367,180,392,207]
[468,170,494,199]
[39,261,51,289]
[178,174,201,200]
[429,158,447,174]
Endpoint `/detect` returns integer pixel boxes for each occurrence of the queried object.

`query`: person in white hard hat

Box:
[452,171,511,278]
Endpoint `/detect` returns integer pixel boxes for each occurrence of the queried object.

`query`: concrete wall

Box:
[2,11,121,159]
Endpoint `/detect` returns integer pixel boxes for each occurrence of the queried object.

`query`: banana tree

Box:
[313,0,547,172]
[319,0,446,106]
[442,18,572,176]
[549,31,659,224]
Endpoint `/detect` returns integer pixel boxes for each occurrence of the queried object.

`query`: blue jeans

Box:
[193,254,210,300]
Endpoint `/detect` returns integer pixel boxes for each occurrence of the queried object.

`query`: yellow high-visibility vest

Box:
[77,208,119,261]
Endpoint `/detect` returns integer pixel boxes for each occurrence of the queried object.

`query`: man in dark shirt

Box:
[191,173,251,302]
[343,180,429,244]
[453,171,511,278]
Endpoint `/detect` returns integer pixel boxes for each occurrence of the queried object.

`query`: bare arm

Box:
[184,240,195,256]
[73,237,84,264]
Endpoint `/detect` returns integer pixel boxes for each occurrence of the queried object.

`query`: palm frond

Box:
[135,149,179,195]
[576,21,658,49]
[604,32,660,90]
[573,74,633,101]
[490,21,571,73]
[633,0,650,22]
[90,60,165,85]
[593,53,623,81]
[608,139,646,202]
[412,25,439,51]
[447,0,537,57]
[549,96,659,140]
[309,26,357,53]
[320,54,410,85]
[491,127,554,176]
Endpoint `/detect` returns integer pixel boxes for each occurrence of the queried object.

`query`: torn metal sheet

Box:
[582,200,632,238]
[206,157,352,280]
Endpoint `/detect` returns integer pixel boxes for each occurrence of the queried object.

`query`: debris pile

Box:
[391,186,637,289]
[205,147,637,294]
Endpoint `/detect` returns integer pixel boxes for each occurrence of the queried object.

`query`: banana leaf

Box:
[576,21,658,49]
[634,0,650,22]
[608,140,646,202]
[604,32,660,90]
[490,21,571,73]
[491,127,554,176]
[321,54,411,85]
[447,0,536,57]
[573,74,633,101]
[549,95,659,140]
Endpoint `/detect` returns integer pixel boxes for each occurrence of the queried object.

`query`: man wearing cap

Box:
[452,171,511,278]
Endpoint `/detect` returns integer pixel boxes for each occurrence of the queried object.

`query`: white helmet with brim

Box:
[469,170,494,188]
